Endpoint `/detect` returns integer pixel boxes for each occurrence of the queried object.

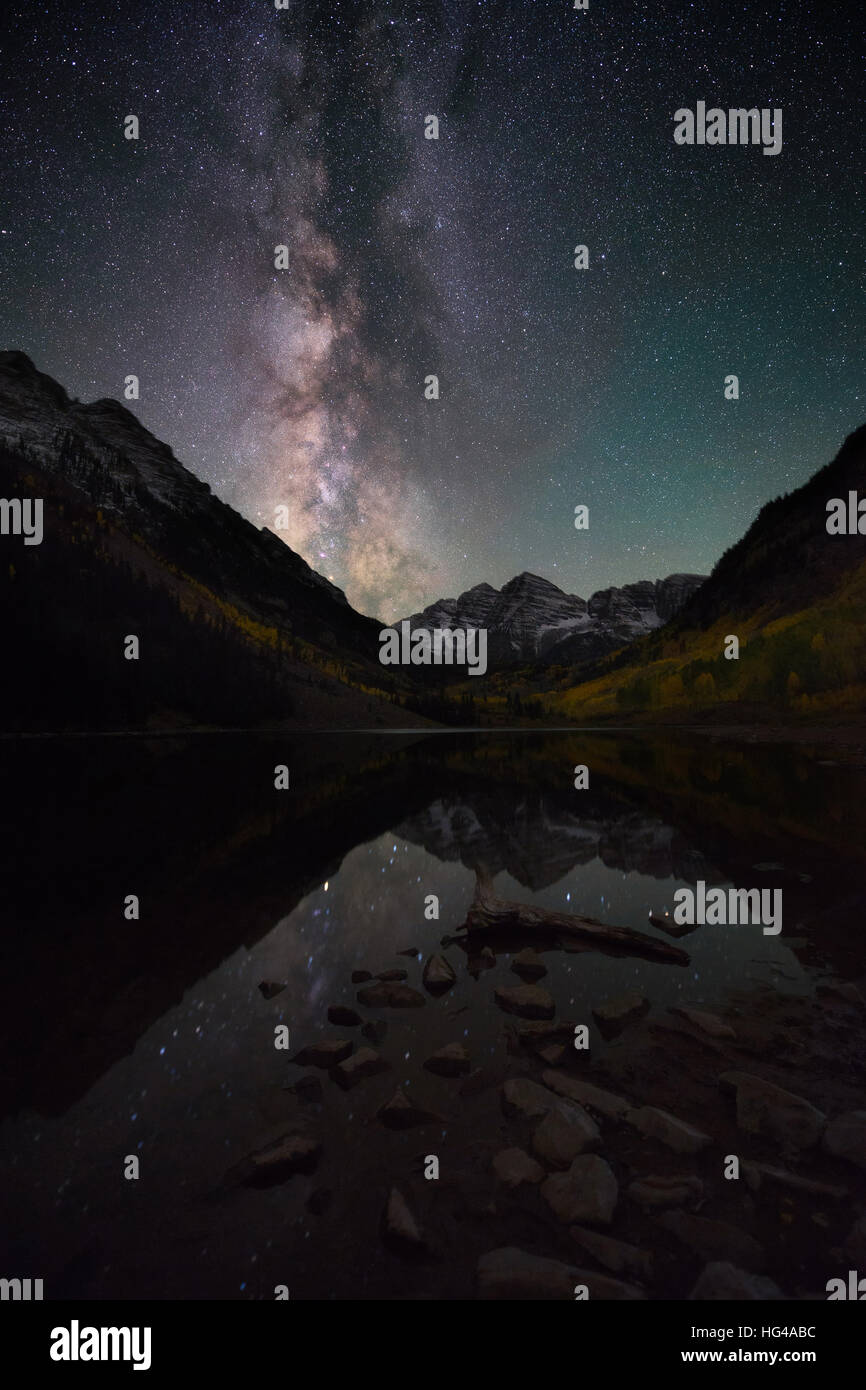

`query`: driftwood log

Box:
[454,867,689,966]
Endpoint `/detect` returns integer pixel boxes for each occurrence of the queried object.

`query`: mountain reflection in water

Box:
[1,730,864,1300]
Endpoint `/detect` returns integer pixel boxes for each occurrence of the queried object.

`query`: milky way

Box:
[0,0,862,620]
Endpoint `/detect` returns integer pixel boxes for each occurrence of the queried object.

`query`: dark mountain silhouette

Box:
[0,351,422,730]
[534,423,866,721]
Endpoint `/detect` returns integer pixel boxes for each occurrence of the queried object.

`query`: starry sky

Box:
[0,0,862,622]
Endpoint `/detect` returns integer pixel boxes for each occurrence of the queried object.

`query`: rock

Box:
[333,1048,390,1090]
[381,1187,429,1256]
[306,1187,332,1215]
[625,1105,711,1155]
[291,1039,353,1068]
[689,1262,783,1301]
[230,1133,322,1187]
[288,1074,323,1103]
[532,1101,600,1168]
[842,1213,866,1264]
[468,947,496,976]
[570,1226,652,1279]
[628,1174,704,1211]
[258,980,286,999]
[660,1211,765,1270]
[361,1019,388,1045]
[351,970,373,983]
[538,1044,565,1066]
[501,1077,557,1120]
[541,1155,618,1226]
[467,945,494,967]
[377,1088,444,1129]
[742,1161,847,1199]
[495,984,556,1020]
[357,982,425,1009]
[492,1147,546,1188]
[477,1247,643,1300]
[376,968,408,982]
[327,1005,362,1027]
[592,991,650,1039]
[541,1070,630,1120]
[669,1006,735,1039]
[477,1247,576,1300]
[823,1111,866,1169]
[511,948,547,981]
[422,954,457,995]
[720,1071,826,1151]
[649,912,697,939]
[397,947,421,957]
[423,1043,471,1078]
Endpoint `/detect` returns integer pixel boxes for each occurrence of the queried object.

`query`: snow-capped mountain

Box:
[405,570,706,666]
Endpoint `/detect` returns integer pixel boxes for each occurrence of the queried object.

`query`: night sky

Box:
[0,0,862,622]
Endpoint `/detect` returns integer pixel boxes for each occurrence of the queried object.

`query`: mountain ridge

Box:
[405,567,706,665]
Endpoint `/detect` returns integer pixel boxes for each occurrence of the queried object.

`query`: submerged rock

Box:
[720,1071,826,1151]
[742,1161,847,1198]
[495,984,556,1020]
[327,1005,362,1027]
[333,1047,390,1090]
[492,1148,546,1188]
[501,1078,556,1120]
[381,1187,430,1257]
[625,1105,711,1155]
[258,980,286,1000]
[570,1226,652,1280]
[531,1101,600,1168]
[628,1174,704,1211]
[422,954,457,995]
[377,1088,443,1129]
[541,1154,618,1226]
[291,1039,353,1068]
[592,991,650,1039]
[669,1006,735,1039]
[229,1133,322,1188]
[511,948,547,981]
[477,1247,643,1300]
[541,1070,630,1120]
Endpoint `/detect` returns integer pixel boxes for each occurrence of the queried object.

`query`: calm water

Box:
[1,730,864,1299]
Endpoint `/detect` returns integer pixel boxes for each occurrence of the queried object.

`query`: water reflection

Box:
[1,730,864,1299]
